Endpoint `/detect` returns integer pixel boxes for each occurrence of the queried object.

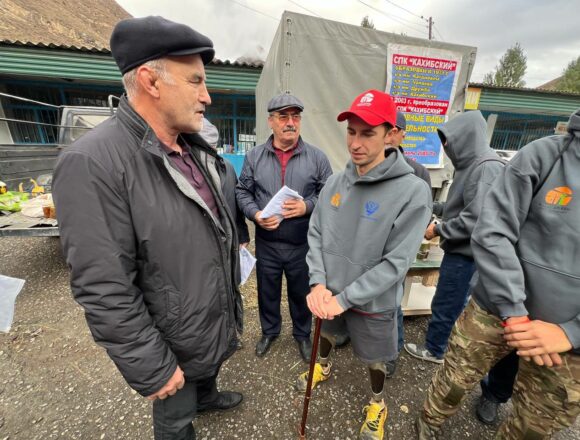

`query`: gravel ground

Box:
[0,235,578,440]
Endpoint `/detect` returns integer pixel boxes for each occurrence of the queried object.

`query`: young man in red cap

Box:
[296,90,432,439]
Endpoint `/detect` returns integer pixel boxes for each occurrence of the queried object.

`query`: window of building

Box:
[1,82,121,144]
[1,83,257,155]
[481,111,561,151]
[204,93,256,154]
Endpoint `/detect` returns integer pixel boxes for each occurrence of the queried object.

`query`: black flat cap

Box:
[267,94,304,112]
[110,16,215,74]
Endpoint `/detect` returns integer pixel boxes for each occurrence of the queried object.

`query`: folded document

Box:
[259,185,303,220]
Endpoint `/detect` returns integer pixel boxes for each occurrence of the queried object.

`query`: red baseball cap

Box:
[337,89,397,127]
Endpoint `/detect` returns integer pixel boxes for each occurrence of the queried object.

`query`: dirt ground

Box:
[0,235,578,440]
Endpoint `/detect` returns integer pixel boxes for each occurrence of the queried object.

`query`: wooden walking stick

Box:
[298,316,322,439]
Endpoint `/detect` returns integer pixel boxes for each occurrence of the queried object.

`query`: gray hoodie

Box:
[307,150,432,313]
[471,108,580,352]
[434,111,505,257]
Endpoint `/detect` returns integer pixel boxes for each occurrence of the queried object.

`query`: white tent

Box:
[256,11,477,187]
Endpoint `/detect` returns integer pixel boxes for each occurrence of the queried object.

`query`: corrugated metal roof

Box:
[0,46,121,82]
[469,83,580,116]
[469,82,580,97]
[0,39,110,53]
[0,41,264,68]
[0,46,261,92]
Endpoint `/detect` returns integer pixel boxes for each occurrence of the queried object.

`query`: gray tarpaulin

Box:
[256,11,477,187]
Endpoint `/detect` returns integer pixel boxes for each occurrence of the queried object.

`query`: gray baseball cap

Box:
[395,111,407,130]
[267,94,304,113]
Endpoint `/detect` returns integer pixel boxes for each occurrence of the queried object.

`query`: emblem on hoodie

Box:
[331,192,341,208]
[362,201,380,220]
[545,186,573,206]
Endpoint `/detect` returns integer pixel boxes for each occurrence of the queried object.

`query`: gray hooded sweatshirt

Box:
[471,108,580,353]
[434,111,505,257]
[307,150,432,313]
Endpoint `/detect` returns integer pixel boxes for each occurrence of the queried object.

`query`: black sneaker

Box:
[475,394,500,425]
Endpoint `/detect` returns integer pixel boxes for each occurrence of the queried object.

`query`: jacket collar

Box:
[116,95,225,170]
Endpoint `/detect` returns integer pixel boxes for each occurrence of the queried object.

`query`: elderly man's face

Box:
[156,54,211,134]
[268,107,302,149]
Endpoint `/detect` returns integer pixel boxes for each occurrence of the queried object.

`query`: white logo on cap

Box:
[358,92,374,107]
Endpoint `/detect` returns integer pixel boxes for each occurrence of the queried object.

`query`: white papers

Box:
[239,246,257,285]
[259,185,303,220]
[0,275,25,332]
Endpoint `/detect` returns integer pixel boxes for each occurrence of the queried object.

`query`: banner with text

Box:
[386,44,462,168]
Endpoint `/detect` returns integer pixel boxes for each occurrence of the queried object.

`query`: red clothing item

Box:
[273,144,296,185]
[161,142,220,220]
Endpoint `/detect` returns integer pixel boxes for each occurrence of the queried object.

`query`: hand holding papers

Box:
[259,185,303,220]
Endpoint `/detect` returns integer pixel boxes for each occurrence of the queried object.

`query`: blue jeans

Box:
[425,252,476,358]
[481,350,519,403]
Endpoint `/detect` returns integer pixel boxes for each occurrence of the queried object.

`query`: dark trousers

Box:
[255,237,311,341]
[152,373,218,440]
[481,350,519,403]
[425,252,476,358]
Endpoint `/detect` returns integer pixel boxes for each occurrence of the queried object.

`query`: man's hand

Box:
[323,296,345,320]
[146,365,185,401]
[306,284,333,319]
[239,242,249,249]
[424,222,438,240]
[504,320,572,367]
[254,211,280,231]
[282,199,307,219]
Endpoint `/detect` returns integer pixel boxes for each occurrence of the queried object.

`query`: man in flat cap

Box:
[53,16,243,439]
[296,90,432,439]
[236,94,332,361]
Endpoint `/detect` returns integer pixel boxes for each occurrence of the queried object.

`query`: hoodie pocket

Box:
[519,257,580,324]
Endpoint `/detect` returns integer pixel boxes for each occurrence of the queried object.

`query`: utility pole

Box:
[428,16,433,40]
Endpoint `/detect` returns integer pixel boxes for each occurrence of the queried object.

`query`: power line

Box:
[433,24,444,41]
[357,0,425,30]
[356,0,427,35]
[384,0,426,21]
[228,0,279,21]
[287,0,322,18]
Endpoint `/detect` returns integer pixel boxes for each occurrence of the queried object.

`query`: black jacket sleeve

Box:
[303,151,333,214]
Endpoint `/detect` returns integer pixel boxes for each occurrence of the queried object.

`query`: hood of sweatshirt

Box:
[344,148,415,185]
[568,107,580,135]
[438,111,490,170]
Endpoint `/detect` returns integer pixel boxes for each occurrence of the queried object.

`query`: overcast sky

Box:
[116,0,579,88]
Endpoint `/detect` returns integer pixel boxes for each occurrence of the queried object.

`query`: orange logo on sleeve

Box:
[331,193,341,207]
[545,187,573,206]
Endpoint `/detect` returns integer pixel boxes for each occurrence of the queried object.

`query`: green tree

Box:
[361,15,375,29]
[483,42,527,87]
[558,56,580,93]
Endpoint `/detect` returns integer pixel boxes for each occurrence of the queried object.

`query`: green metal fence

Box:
[481,111,563,151]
